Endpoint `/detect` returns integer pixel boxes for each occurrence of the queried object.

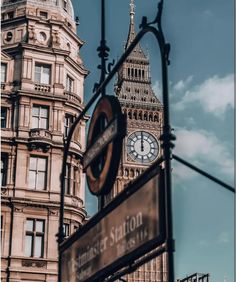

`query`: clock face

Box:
[127,131,159,163]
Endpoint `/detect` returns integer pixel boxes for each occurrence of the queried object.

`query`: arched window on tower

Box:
[138,112,142,120]
[128,111,132,119]
[135,69,137,78]
[128,68,130,77]
[138,69,141,79]
[142,70,145,79]
[133,112,137,120]
[154,114,159,122]
[144,112,148,120]
[149,114,153,121]
[131,68,134,77]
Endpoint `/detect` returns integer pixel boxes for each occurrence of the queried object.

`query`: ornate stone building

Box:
[111,1,168,281]
[1,0,88,281]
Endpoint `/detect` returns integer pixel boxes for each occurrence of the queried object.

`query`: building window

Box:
[35,64,51,85]
[1,154,8,187]
[39,11,48,19]
[63,223,70,238]
[7,11,14,19]
[1,63,7,83]
[64,114,74,137]
[32,105,49,129]
[73,168,78,196]
[1,107,7,128]
[65,163,70,195]
[25,219,45,258]
[65,164,77,195]
[66,75,74,93]
[63,0,67,11]
[29,157,47,190]
[0,216,3,240]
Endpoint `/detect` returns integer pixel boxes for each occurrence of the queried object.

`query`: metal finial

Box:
[130,0,135,19]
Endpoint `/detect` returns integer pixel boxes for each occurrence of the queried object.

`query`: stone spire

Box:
[116,0,161,106]
[126,0,138,50]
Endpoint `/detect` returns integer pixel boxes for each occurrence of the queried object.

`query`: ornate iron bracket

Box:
[139,0,170,65]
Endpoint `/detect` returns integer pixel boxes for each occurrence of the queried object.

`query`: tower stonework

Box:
[1,1,88,281]
[112,0,163,198]
[110,1,168,281]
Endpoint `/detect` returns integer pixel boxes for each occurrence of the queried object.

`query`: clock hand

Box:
[141,131,144,152]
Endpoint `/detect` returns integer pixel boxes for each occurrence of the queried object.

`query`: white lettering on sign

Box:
[77,212,143,269]
[83,118,118,168]
[110,212,143,246]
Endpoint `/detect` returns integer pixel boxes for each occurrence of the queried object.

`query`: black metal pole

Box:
[97,0,109,210]
[161,54,175,282]
[101,0,106,94]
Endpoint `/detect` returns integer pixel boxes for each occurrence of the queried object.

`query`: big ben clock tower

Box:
[106,1,167,281]
[111,0,163,198]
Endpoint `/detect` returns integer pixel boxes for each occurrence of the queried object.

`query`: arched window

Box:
[131,68,134,77]
[135,69,137,77]
[130,169,134,178]
[138,69,141,78]
[128,111,132,119]
[149,114,153,121]
[133,112,137,120]
[144,113,148,120]
[142,70,145,78]
[128,68,130,77]
[154,114,159,122]
[138,112,142,120]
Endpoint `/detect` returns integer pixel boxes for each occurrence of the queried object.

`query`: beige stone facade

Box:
[1,0,88,281]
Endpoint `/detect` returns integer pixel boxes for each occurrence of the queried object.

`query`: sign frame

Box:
[83,95,126,195]
[60,159,166,282]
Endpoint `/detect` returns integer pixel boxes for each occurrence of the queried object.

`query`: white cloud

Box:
[172,128,234,181]
[217,232,229,244]
[173,75,193,92]
[174,74,234,117]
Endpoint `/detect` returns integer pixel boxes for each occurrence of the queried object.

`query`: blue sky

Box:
[72,0,234,281]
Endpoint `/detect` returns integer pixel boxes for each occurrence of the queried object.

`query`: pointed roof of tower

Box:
[125,0,146,59]
[125,0,135,48]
